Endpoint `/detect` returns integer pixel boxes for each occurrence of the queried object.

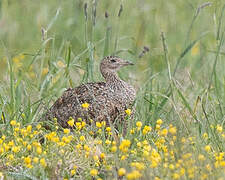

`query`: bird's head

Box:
[100,56,134,73]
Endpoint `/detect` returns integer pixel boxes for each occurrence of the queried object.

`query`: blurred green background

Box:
[0,0,224,126]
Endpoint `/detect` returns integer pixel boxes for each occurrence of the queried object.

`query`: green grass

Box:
[0,0,225,179]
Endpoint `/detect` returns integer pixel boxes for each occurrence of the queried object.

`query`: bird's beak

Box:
[122,60,134,66]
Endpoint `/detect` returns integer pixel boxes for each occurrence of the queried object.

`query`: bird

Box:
[43,56,136,134]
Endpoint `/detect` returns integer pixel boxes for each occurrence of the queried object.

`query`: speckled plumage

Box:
[44,56,136,132]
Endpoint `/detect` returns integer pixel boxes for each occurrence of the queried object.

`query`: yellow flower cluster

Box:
[1,116,225,179]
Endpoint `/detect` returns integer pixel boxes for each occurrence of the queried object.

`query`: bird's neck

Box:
[101,68,125,88]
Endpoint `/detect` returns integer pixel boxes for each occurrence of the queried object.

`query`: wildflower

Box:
[0,172,3,177]
[36,124,42,130]
[42,67,49,76]
[40,158,47,167]
[169,125,177,135]
[118,168,126,176]
[36,147,42,154]
[160,128,168,136]
[80,136,85,141]
[125,109,131,115]
[105,140,111,145]
[57,60,66,68]
[216,125,223,133]
[64,128,70,134]
[203,133,208,139]
[173,173,180,179]
[96,122,102,128]
[33,157,39,163]
[119,140,131,153]
[27,144,32,151]
[26,125,32,133]
[155,124,160,130]
[111,146,117,152]
[0,147,4,154]
[24,156,31,165]
[67,118,75,127]
[82,121,86,127]
[205,145,211,152]
[101,121,106,127]
[198,154,205,161]
[142,126,151,135]
[126,170,142,180]
[81,102,89,109]
[71,169,76,176]
[121,155,127,160]
[105,127,111,132]
[90,169,98,176]
[100,153,105,159]
[130,128,135,134]
[12,146,20,153]
[10,120,17,126]
[136,121,142,129]
[156,119,163,125]
[169,164,175,170]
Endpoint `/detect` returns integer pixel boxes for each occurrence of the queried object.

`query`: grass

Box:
[0,0,225,179]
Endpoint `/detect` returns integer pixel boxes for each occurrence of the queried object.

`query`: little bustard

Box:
[44,56,136,133]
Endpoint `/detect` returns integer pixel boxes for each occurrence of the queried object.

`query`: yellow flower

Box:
[26,125,32,133]
[156,119,163,125]
[118,168,126,176]
[57,60,66,68]
[67,119,75,127]
[24,156,31,165]
[216,125,223,133]
[172,173,180,179]
[160,129,168,136]
[106,127,111,132]
[169,125,177,135]
[81,102,89,109]
[10,120,17,126]
[105,140,111,145]
[203,133,208,139]
[126,170,142,180]
[63,128,70,134]
[71,169,76,175]
[36,124,42,130]
[121,155,127,160]
[12,146,20,153]
[42,67,49,76]
[119,140,131,153]
[136,121,142,128]
[40,158,47,167]
[81,121,86,127]
[27,144,32,151]
[205,145,211,152]
[90,169,98,176]
[125,108,131,115]
[111,146,117,152]
[96,122,102,128]
[36,147,42,154]
[142,126,152,135]
[33,157,39,163]
[100,153,105,159]
[198,154,205,161]
[130,128,135,134]
[0,172,3,177]
[80,136,85,141]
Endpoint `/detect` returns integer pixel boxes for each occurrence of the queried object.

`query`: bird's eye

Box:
[110,59,116,63]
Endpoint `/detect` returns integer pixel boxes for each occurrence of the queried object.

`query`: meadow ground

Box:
[0,0,225,179]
